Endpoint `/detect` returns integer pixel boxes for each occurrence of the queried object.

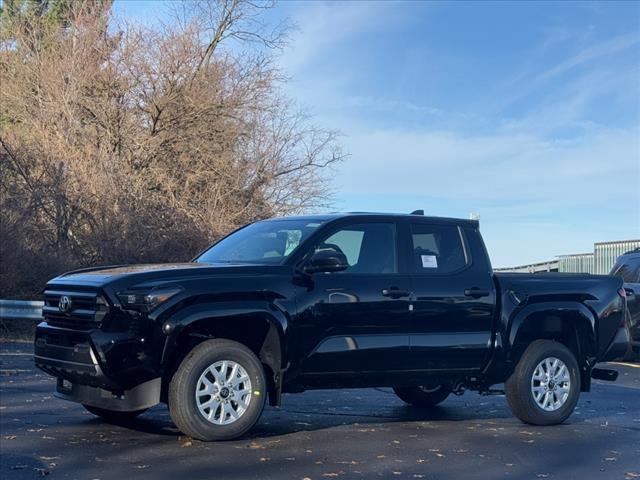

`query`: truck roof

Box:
[265,212,480,227]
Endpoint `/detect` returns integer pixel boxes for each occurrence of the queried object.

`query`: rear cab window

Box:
[409,223,468,274]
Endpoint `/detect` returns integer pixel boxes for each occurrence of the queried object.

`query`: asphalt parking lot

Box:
[1,343,639,480]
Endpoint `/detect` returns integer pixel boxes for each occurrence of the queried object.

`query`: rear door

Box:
[405,221,496,371]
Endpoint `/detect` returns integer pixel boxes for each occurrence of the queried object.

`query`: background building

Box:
[557,253,594,274]
[497,239,640,274]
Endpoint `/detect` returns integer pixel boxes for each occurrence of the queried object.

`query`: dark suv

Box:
[610,248,640,360]
[34,213,629,441]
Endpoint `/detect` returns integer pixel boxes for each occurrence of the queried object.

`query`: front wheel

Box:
[505,339,580,426]
[393,384,451,408]
[168,339,267,441]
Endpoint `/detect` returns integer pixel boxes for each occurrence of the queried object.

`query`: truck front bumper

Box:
[35,322,162,411]
[55,377,161,411]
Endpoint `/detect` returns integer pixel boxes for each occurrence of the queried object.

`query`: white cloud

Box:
[496,30,640,114]
[534,31,639,84]
[337,126,639,202]
[280,1,399,73]
[274,3,640,266]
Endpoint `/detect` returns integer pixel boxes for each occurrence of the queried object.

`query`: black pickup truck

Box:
[34,212,630,441]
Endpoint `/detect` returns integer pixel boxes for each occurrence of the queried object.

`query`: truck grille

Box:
[43,289,109,330]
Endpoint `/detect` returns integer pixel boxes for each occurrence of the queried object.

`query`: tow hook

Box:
[591,368,618,382]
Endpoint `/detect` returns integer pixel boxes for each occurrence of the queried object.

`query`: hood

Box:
[49,262,287,288]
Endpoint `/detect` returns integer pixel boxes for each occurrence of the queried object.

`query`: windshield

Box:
[196,220,323,265]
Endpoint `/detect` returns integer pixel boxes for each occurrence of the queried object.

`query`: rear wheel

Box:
[83,405,147,424]
[505,340,580,425]
[168,339,267,441]
[393,384,451,408]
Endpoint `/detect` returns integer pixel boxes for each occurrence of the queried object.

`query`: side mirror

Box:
[305,249,349,274]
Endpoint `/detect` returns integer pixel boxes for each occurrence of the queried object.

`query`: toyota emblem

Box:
[58,295,72,313]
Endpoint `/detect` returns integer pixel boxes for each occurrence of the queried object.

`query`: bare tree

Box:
[0,0,344,298]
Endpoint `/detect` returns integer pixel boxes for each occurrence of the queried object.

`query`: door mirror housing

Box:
[305,249,349,274]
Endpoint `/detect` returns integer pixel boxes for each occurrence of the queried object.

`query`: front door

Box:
[295,221,413,375]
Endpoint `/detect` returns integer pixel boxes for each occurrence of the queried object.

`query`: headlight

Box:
[117,287,182,311]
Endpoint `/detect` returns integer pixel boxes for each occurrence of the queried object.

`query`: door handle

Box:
[464,287,490,298]
[382,288,411,299]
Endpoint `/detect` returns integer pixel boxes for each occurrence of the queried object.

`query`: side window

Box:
[612,258,639,283]
[630,258,640,283]
[316,223,397,274]
[410,223,467,274]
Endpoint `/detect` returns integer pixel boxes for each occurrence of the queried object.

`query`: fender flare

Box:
[507,301,596,352]
[160,300,288,379]
[506,301,597,387]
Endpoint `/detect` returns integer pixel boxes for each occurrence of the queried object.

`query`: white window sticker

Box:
[421,255,438,269]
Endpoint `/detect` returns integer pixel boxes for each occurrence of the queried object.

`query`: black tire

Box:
[83,404,147,424]
[393,384,451,408]
[168,339,267,441]
[505,339,580,426]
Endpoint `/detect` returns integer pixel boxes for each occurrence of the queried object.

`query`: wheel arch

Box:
[160,301,287,406]
[507,302,597,391]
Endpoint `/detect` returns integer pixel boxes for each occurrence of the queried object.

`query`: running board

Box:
[591,368,618,382]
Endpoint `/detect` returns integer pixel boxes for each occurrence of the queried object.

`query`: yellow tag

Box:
[253,391,261,396]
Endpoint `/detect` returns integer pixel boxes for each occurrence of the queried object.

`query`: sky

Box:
[113,0,640,267]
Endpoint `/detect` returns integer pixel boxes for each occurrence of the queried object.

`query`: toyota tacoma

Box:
[34,212,631,440]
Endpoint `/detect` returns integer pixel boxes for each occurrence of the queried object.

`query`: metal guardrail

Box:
[0,300,44,320]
